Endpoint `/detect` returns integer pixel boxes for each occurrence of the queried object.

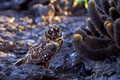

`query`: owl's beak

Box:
[54,32,57,37]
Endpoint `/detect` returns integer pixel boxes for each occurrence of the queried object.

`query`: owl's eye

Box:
[48,29,53,35]
[55,27,59,32]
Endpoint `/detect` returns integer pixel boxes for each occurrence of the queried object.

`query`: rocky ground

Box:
[0,0,120,80]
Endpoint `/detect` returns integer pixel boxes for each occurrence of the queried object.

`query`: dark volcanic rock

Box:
[31,4,55,17]
[0,57,49,80]
[0,1,119,79]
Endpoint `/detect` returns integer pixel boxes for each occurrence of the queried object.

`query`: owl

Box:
[14,24,63,70]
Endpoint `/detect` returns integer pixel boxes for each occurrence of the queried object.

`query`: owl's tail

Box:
[13,58,25,66]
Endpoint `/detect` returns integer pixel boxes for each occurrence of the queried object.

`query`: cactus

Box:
[114,18,120,48]
[72,0,120,61]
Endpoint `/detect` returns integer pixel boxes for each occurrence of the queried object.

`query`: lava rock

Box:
[31,4,55,17]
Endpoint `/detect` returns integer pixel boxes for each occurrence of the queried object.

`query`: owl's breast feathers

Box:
[24,39,61,64]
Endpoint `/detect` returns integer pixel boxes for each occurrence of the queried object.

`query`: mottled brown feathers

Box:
[14,24,63,69]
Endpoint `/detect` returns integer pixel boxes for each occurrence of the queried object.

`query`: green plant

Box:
[76,0,88,8]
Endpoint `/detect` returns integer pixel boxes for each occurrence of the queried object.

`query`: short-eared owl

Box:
[14,24,63,69]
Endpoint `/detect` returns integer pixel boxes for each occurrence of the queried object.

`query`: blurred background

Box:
[0,0,88,57]
[1,0,119,80]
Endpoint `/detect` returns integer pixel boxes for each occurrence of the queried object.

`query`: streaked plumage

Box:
[14,24,63,69]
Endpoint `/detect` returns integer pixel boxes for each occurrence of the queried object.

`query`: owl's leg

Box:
[43,62,50,70]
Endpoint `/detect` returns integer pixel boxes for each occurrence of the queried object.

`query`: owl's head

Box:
[43,24,63,41]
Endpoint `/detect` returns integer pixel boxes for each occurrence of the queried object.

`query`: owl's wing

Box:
[25,42,57,64]
[13,40,42,66]
[27,40,46,55]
